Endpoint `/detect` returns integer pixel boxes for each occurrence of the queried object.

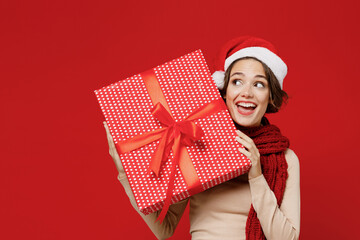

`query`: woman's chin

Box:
[233,117,261,128]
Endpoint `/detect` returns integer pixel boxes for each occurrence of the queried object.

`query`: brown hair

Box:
[219,57,288,113]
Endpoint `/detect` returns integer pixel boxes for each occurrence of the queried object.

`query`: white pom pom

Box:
[212,71,225,90]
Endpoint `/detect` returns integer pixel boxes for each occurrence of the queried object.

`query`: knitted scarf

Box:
[237,118,290,240]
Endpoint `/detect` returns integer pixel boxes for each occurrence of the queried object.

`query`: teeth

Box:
[237,102,256,108]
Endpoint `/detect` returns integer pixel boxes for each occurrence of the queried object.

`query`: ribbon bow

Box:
[150,103,204,177]
[116,98,226,222]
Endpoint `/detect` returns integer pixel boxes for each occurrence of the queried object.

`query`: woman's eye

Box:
[232,79,242,86]
[255,82,265,88]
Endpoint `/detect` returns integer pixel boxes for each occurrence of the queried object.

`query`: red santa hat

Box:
[212,36,287,90]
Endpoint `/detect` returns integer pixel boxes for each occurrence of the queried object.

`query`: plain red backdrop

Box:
[1,0,359,239]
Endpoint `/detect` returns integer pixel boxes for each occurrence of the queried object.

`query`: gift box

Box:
[94,50,251,220]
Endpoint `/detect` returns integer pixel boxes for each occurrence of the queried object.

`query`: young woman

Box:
[104,36,300,240]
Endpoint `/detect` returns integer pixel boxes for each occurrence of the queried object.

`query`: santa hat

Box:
[212,36,287,90]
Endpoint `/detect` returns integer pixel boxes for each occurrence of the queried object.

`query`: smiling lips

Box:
[236,101,257,116]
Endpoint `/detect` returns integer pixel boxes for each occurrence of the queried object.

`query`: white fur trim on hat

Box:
[224,47,287,89]
[212,71,225,89]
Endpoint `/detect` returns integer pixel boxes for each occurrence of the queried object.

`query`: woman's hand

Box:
[236,130,262,180]
[103,121,125,175]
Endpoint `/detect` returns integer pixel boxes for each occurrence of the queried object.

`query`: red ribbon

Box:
[116,69,227,222]
[149,103,205,177]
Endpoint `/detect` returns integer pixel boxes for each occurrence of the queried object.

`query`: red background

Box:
[1,0,359,239]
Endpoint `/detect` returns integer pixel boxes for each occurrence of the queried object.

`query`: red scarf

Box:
[237,118,290,240]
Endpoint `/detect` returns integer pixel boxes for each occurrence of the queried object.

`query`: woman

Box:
[104,36,300,240]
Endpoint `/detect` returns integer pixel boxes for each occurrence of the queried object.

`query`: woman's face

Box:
[225,58,270,127]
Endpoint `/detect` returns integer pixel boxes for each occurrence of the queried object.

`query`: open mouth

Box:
[236,102,257,115]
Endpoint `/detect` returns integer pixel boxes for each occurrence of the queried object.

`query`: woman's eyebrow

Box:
[255,74,267,79]
[230,72,244,77]
[230,72,267,79]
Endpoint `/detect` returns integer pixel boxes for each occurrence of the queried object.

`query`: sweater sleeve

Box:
[117,173,189,240]
[248,148,300,240]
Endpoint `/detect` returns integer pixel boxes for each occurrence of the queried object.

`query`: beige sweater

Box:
[118,148,300,240]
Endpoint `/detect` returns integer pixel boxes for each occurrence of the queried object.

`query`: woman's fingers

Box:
[104,121,116,149]
[236,130,254,143]
[236,130,256,152]
[238,146,251,158]
[236,130,259,160]
[104,121,119,159]
[236,130,262,179]
[103,121,124,173]
[235,136,252,150]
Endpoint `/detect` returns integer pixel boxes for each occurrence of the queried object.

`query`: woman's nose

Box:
[240,84,253,98]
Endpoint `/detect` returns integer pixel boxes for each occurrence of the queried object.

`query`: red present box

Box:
[95,50,250,219]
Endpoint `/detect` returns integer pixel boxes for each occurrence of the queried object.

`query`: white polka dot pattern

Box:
[94,50,251,215]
